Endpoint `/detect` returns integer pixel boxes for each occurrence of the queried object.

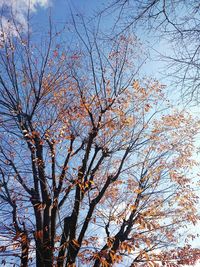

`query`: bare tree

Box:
[99,0,200,103]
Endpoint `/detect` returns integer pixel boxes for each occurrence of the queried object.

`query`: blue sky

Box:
[32,0,104,24]
[0,0,165,80]
[0,1,200,266]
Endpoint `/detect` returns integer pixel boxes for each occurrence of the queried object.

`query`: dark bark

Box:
[20,232,29,267]
[57,217,71,267]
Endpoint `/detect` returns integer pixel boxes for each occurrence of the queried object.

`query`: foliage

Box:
[0,12,199,267]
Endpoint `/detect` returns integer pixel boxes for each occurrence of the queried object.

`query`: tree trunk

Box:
[57,217,71,267]
[20,232,29,267]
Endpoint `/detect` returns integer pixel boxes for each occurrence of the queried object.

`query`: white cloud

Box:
[0,0,51,36]
[0,0,51,13]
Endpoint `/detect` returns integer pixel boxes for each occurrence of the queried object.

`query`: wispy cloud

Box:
[0,0,51,36]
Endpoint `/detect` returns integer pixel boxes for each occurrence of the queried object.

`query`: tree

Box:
[101,0,200,103]
[0,13,199,267]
